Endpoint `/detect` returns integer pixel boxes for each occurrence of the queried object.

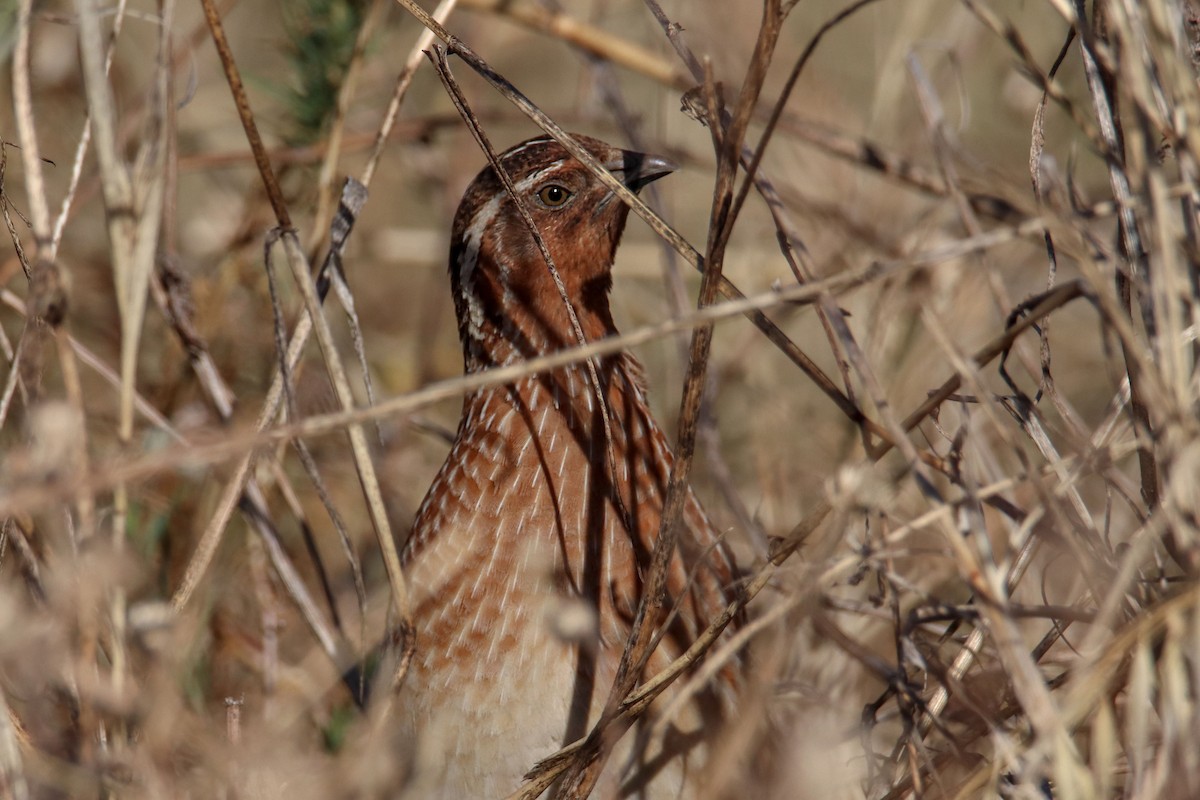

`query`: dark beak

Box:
[615,150,677,193]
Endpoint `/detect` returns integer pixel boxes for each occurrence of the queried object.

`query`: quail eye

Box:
[537,184,572,207]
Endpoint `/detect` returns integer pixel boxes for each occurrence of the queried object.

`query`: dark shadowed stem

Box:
[1072,1,1159,512]
[274,231,414,691]
[576,41,765,547]
[898,281,1085,435]
[647,0,888,456]
[264,246,357,634]
[470,0,1013,213]
[176,1,419,675]
[392,0,895,453]
[1,228,1083,524]
[198,0,291,228]
[961,0,1103,151]
[155,44,351,655]
[724,0,885,243]
[555,2,784,795]
[739,2,881,457]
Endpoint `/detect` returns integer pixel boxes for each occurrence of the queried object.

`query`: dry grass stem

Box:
[5,0,1200,797]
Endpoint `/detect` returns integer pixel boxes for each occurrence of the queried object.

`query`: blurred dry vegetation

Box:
[2,0,1200,797]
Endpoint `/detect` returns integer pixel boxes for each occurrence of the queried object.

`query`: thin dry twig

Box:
[392,0,895,451]
[555,2,786,794]
[0,235,1086,519]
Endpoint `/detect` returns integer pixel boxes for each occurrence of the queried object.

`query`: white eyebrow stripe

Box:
[499,136,554,161]
[521,160,569,186]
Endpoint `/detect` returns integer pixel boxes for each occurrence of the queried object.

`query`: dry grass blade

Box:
[75,0,173,559]
[48,0,129,259]
[273,231,413,687]
[11,0,50,244]
[461,0,688,89]
[7,1,1200,797]
[171,1,427,627]
[198,0,291,227]
[362,0,460,186]
[0,686,29,800]
[305,0,388,256]
[0,239,1082,519]
[555,3,786,795]
[395,0,892,451]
